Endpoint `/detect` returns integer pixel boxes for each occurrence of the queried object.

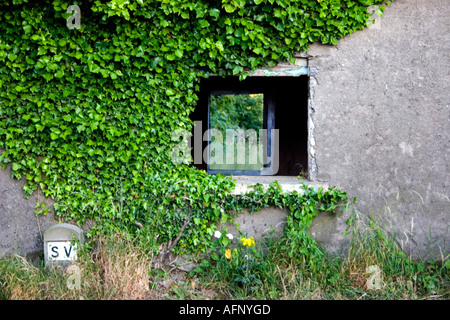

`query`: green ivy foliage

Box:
[0,0,387,254]
[210,94,264,132]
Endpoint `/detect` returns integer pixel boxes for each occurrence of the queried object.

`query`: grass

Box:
[0,216,448,300]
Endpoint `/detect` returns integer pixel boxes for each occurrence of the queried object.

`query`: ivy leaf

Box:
[174,49,183,59]
[215,41,224,52]
[198,20,210,28]
[223,4,236,13]
[8,53,17,61]
[210,8,220,19]
[232,65,243,75]
[43,73,54,82]
[88,62,101,73]
[23,25,32,34]
[50,132,59,140]
[54,54,63,62]
[151,57,161,68]
[55,69,65,78]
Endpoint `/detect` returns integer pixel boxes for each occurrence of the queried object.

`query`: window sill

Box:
[230,176,329,195]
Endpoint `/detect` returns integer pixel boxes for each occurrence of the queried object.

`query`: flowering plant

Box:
[240,237,255,248]
[190,231,263,295]
[210,228,234,261]
[232,235,262,293]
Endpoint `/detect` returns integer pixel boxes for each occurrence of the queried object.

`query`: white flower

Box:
[220,208,224,213]
[226,233,234,240]
[214,230,222,239]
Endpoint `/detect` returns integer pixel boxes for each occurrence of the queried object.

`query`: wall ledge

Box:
[230,175,329,195]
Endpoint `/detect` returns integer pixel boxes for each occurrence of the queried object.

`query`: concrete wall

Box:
[307,0,449,259]
[0,160,56,261]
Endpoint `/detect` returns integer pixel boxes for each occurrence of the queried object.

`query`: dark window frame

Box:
[191,76,309,177]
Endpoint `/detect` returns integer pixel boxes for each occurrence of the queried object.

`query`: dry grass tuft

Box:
[94,235,153,300]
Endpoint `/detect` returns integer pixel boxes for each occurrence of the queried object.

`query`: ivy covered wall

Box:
[0,0,388,255]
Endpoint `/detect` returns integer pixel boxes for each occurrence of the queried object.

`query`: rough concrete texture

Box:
[224,207,288,242]
[0,160,57,261]
[307,0,449,259]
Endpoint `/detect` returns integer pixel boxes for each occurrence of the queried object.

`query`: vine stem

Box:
[168,207,192,252]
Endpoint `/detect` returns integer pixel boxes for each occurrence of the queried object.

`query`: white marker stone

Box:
[43,223,84,266]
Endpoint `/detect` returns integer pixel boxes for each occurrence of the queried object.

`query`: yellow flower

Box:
[240,237,255,247]
[225,249,232,259]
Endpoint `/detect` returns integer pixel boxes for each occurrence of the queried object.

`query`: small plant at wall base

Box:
[206,231,265,293]
[0,0,391,254]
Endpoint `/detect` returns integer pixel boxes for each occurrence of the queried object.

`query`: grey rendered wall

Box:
[307,0,449,259]
[0,160,56,261]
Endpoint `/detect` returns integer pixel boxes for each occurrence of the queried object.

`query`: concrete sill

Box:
[230,176,329,195]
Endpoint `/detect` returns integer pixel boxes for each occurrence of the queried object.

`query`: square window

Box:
[190,76,309,177]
